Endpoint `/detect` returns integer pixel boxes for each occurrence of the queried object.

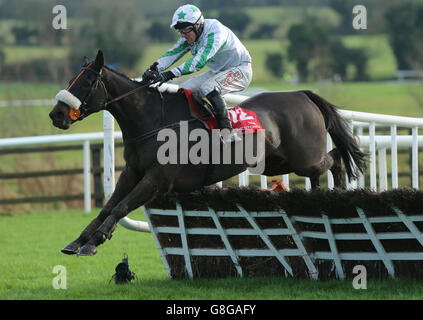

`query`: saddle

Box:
[180,88,218,130]
[179,88,264,134]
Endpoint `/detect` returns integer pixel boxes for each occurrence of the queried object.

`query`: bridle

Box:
[67,64,154,121]
[66,64,105,121]
[65,64,187,145]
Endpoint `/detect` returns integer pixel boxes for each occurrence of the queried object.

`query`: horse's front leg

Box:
[61,166,143,255]
[78,169,162,256]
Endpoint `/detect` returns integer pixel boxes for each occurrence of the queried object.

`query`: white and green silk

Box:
[156,19,252,79]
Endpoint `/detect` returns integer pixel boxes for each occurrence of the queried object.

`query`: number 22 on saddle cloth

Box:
[182,88,263,134]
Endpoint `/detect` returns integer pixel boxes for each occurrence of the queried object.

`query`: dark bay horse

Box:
[49,50,366,256]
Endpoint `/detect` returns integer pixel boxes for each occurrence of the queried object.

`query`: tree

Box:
[265,53,284,78]
[147,21,177,43]
[328,40,350,79]
[328,0,356,34]
[11,25,38,45]
[69,0,147,70]
[198,0,258,10]
[329,40,368,81]
[249,23,279,39]
[0,49,5,70]
[1,0,57,45]
[287,23,368,82]
[385,3,423,70]
[287,23,329,81]
[217,10,252,38]
[347,48,368,81]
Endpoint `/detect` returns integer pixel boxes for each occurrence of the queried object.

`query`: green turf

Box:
[2,46,68,64]
[258,81,423,117]
[1,209,423,300]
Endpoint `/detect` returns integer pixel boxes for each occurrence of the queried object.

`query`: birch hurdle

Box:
[140,188,423,280]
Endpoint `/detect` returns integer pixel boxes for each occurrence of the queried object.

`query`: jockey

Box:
[142,4,253,143]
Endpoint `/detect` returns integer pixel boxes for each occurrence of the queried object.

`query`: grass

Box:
[260,81,423,117]
[0,82,62,100]
[244,5,341,31]
[2,45,68,64]
[1,209,423,300]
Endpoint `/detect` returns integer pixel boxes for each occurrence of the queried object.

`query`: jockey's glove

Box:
[142,62,159,82]
[156,71,176,85]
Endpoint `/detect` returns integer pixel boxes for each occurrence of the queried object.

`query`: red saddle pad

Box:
[182,89,263,134]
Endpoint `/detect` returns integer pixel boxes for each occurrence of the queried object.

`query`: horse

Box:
[49,50,366,256]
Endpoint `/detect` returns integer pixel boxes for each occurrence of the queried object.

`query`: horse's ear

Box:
[94,50,104,69]
[82,56,90,66]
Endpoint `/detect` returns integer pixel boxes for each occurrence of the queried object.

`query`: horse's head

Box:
[49,50,107,129]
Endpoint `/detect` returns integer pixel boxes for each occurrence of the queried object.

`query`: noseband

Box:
[66,65,107,121]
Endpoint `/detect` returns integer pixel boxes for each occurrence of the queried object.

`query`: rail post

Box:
[83,140,91,213]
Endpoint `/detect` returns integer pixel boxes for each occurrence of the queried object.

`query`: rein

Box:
[68,65,155,120]
[67,66,198,145]
[102,80,155,108]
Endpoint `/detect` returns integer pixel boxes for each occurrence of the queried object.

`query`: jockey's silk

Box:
[156,19,252,77]
[180,62,252,97]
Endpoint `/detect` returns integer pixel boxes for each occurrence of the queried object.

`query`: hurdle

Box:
[100,84,423,280]
[142,188,423,280]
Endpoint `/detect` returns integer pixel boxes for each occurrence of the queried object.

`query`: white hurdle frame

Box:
[144,202,423,280]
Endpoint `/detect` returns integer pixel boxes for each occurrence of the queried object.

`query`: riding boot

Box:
[206,90,241,143]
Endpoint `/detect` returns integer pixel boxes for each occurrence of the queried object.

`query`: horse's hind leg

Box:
[295,153,335,190]
[308,159,331,189]
[309,149,344,189]
[61,166,142,255]
[328,148,342,188]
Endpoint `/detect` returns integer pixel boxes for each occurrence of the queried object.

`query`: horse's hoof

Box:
[78,244,97,256]
[61,241,80,255]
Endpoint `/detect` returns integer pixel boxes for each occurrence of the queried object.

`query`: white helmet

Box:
[170,4,204,29]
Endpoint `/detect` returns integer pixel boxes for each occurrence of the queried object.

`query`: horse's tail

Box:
[301,90,367,181]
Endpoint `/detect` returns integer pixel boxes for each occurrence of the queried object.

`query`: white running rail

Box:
[0,85,421,232]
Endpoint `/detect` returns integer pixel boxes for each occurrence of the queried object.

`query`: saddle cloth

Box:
[181,88,263,134]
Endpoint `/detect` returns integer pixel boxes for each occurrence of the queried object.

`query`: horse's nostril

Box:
[49,110,64,121]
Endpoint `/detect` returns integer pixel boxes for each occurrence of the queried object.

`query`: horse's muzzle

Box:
[49,104,71,129]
